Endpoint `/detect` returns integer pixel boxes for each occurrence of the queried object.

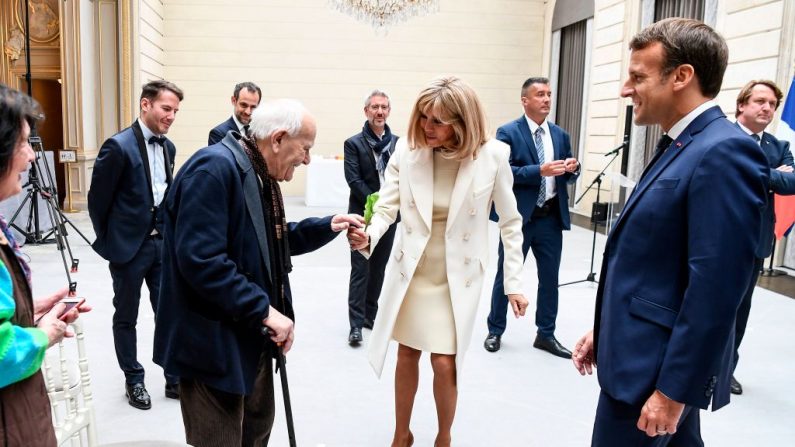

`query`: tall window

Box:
[642,0,705,164]
[556,20,588,206]
[551,0,593,207]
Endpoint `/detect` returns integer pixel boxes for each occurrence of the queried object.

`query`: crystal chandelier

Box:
[329,0,440,30]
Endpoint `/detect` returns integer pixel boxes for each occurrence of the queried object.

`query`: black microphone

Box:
[604,105,633,157]
[604,142,625,157]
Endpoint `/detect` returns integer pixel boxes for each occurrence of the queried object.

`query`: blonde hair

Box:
[406,76,489,160]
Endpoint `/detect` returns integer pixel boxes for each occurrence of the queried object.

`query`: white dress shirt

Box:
[736,121,763,146]
[666,100,717,141]
[525,115,556,201]
[232,114,247,133]
[137,118,168,206]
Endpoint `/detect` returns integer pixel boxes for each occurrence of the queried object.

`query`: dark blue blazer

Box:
[153,132,338,395]
[490,116,578,229]
[208,117,237,145]
[88,121,175,264]
[593,107,769,411]
[734,123,795,258]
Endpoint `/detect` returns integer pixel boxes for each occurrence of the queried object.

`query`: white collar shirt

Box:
[137,118,168,206]
[666,100,717,140]
[525,115,556,200]
[736,121,764,146]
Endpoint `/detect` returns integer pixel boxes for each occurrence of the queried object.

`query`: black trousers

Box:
[109,236,176,384]
[180,353,275,447]
[733,256,764,373]
[347,223,396,329]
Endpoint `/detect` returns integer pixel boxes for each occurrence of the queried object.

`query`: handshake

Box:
[330,213,370,251]
[336,191,378,252]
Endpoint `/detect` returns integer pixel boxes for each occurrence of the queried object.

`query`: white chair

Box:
[43,318,98,447]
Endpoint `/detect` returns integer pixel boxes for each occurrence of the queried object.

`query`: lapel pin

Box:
[675,142,682,147]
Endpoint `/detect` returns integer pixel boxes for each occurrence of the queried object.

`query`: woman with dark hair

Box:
[349,76,529,447]
[0,84,89,445]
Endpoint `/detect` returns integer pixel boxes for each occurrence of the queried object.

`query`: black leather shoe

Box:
[125,382,151,410]
[730,375,743,395]
[484,334,501,352]
[165,382,180,399]
[348,327,363,346]
[533,335,572,359]
[363,318,375,330]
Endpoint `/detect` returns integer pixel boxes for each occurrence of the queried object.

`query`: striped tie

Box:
[535,127,546,207]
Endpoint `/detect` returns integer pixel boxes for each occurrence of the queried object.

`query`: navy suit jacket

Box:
[208,116,237,145]
[88,121,175,264]
[593,106,769,411]
[734,123,795,258]
[343,132,398,214]
[490,116,578,229]
[153,132,338,395]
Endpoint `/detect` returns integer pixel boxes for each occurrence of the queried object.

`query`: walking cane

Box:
[263,327,297,447]
[276,343,297,447]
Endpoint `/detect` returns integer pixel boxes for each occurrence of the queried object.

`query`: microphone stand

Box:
[559,142,625,287]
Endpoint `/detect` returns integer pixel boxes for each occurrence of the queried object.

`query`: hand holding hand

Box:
[540,160,566,177]
[331,214,365,232]
[776,164,794,173]
[347,226,369,251]
[263,306,295,353]
[572,330,596,375]
[637,389,685,438]
[564,158,579,173]
[507,294,528,318]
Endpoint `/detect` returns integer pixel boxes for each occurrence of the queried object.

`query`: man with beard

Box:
[343,90,399,345]
[208,81,261,144]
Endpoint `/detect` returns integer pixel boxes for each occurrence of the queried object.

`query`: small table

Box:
[305,158,348,208]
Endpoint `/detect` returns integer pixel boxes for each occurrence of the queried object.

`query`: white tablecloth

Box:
[304,158,349,208]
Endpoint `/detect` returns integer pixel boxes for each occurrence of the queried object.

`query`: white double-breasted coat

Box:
[363,138,525,378]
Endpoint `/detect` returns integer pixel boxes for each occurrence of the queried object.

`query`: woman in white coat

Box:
[349,76,528,447]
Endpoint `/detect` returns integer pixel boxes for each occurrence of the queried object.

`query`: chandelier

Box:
[329,0,440,30]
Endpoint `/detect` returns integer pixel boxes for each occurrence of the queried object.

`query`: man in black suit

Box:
[731,79,795,395]
[343,90,398,345]
[484,77,579,358]
[88,80,183,410]
[208,81,261,145]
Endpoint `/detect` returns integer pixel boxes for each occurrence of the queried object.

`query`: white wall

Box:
[160,0,546,195]
[139,0,166,83]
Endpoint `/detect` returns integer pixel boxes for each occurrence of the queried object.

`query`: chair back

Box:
[43,319,99,447]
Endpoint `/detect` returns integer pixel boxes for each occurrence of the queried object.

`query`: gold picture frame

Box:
[14,0,60,44]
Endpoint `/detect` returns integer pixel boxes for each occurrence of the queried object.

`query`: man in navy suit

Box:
[343,90,398,345]
[88,80,184,409]
[154,99,363,445]
[572,19,768,445]
[731,79,795,395]
[483,77,579,358]
[208,81,261,145]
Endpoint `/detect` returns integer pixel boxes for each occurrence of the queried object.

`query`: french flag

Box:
[774,76,795,240]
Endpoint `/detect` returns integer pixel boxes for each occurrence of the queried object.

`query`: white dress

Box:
[392,151,460,354]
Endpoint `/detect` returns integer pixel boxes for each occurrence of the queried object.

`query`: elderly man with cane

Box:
[154,99,363,446]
